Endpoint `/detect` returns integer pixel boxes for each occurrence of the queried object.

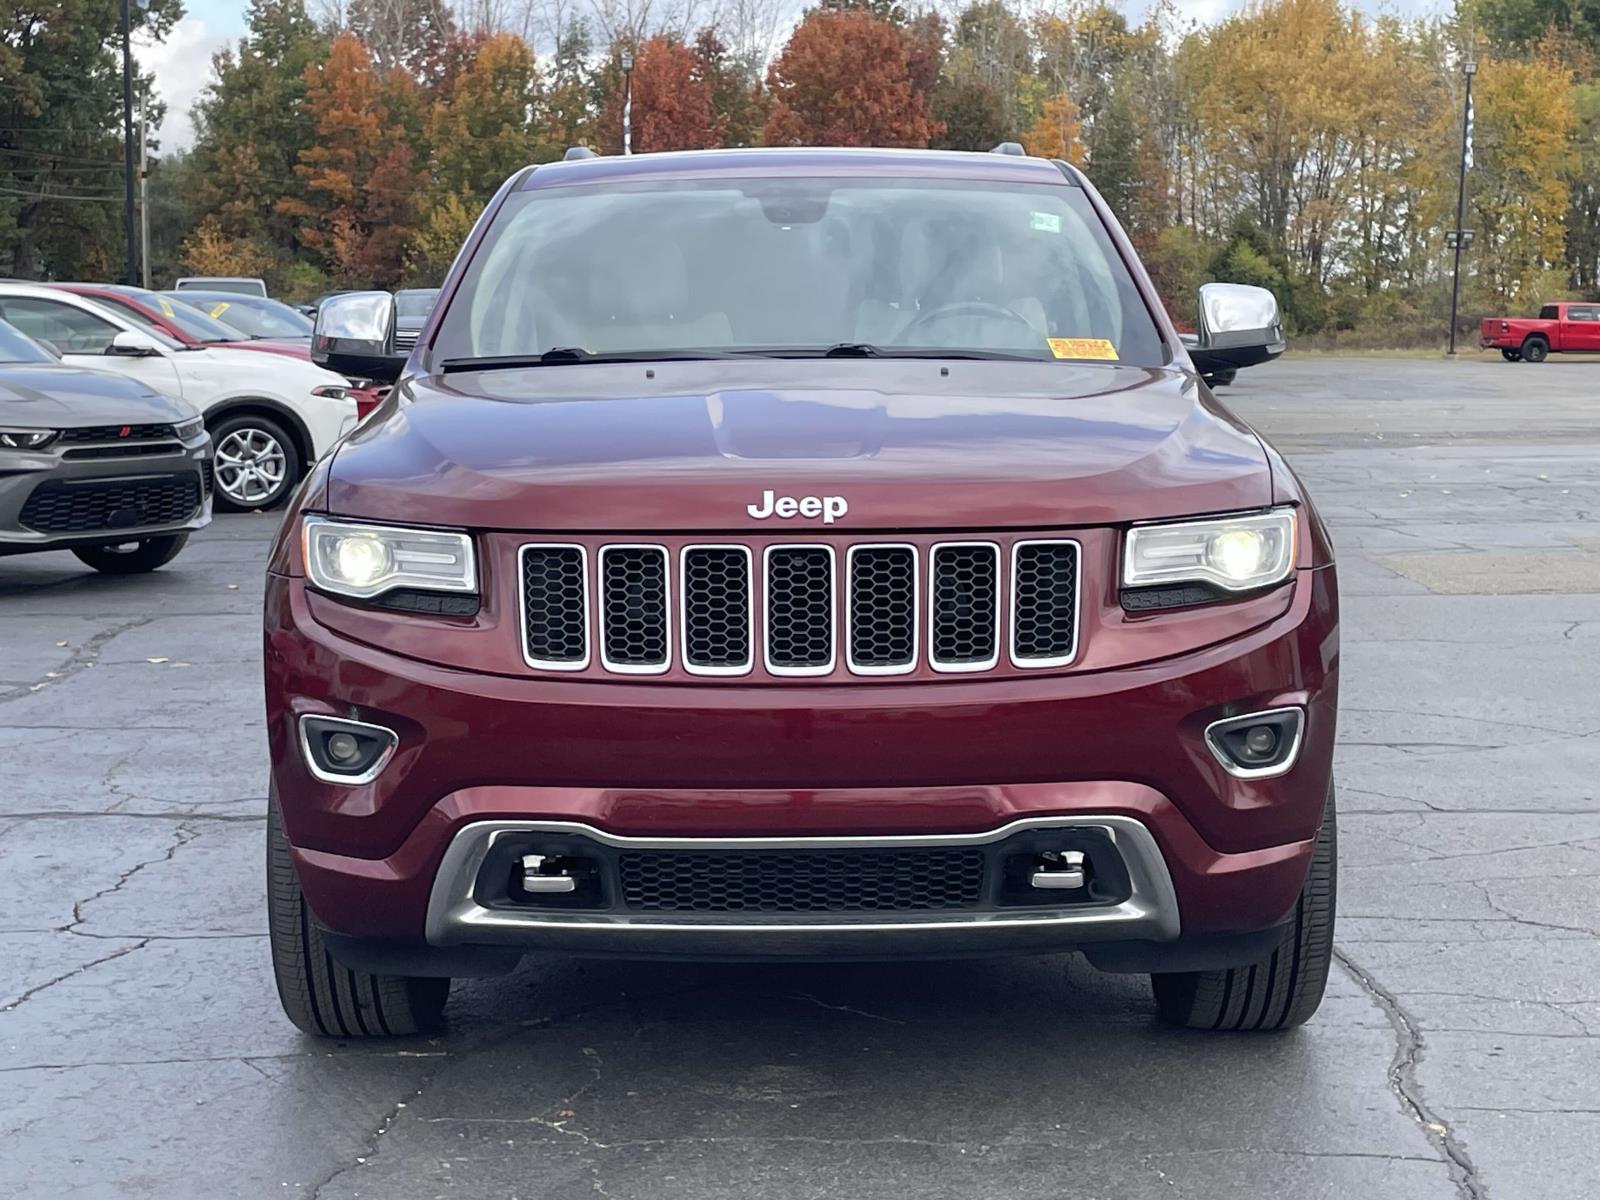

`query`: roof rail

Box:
[564,146,598,161]
[990,142,1027,156]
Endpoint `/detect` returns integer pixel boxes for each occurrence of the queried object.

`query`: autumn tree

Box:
[1026,93,1085,162]
[694,29,765,148]
[598,36,724,153]
[428,33,545,196]
[763,9,939,147]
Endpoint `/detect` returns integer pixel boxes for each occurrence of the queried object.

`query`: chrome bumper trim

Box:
[423,815,1182,949]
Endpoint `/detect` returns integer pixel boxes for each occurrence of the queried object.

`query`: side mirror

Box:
[311,291,407,382]
[1187,283,1286,380]
[108,330,163,357]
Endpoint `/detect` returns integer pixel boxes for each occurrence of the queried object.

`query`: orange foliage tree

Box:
[599,36,724,154]
[762,9,938,147]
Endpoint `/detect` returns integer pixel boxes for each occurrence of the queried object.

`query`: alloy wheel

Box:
[215,427,288,506]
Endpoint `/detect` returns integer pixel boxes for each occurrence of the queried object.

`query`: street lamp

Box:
[621,50,634,156]
[119,0,149,286]
[1446,58,1477,355]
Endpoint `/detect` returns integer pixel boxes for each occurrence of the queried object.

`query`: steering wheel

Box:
[898,300,1038,342]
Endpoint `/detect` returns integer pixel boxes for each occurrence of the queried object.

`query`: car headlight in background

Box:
[174,416,205,440]
[0,428,58,449]
[1123,507,1297,593]
[311,384,353,401]
[303,516,476,600]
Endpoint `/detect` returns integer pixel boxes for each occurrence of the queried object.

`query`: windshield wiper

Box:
[757,344,1046,362]
[439,348,748,372]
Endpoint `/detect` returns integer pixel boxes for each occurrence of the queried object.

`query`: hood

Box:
[0,363,195,427]
[215,339,312,359]
[325,360,1270,531]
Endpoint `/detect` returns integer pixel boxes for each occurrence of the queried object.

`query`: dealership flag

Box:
[1464,93,1474,170]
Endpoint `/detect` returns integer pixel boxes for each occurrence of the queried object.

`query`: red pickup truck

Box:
[1481,302,1600,361]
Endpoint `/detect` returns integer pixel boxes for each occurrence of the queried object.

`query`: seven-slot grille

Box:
[519,539,1080,678]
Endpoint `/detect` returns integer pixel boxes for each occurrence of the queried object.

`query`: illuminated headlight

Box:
[1123,507,1297,592]
[0,428,58,449]
[174,416,204,440]
[303,516,476,600]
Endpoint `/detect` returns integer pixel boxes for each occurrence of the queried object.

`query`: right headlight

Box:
[303,515,476,600]
[1123,507,1298,593]
[0,427,58,450]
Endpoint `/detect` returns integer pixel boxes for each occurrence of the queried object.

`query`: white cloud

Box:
[136,18,229,152]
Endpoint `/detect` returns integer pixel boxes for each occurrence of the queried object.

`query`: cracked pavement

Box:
[2,354,1597,1198]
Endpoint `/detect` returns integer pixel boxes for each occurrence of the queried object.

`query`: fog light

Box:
[1204,707,1304,779]
[298,715,398,784]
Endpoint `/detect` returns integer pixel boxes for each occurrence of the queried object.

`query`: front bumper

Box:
[0,438,211,552]
[268,563,1338,960]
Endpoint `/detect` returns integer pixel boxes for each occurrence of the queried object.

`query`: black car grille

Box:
[518,538,1079,678]
[931,543,1000,668]
[57,423,176,444]
[519,545,588,667]
[19,474,201,534]
[599,546,669,670]
[764,546,834,672]
[682,546,752,671]
[618,848,987,913]
[62,442,184,460]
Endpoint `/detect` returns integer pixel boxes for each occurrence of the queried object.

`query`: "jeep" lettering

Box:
[746,490,849,524]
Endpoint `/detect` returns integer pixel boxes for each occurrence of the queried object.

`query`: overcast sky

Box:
[139,0,1451,152]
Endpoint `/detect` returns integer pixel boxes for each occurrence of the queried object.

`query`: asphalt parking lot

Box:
[4,353,1598,1200]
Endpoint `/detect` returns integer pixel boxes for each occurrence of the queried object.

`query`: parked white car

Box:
[0,282,358,510]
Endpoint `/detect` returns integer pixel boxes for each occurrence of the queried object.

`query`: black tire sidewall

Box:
[71,533,189,574]
[210,413,301,512]
[1522,338,1548,363]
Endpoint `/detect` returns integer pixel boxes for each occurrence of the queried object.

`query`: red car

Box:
[50,285,387,418]
[1480,301,1600,361]
[265,148,1337,1037]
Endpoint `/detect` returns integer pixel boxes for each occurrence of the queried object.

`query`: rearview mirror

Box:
[1187,283,1285,379]
[312,291,407,382]
[108,330,163,357]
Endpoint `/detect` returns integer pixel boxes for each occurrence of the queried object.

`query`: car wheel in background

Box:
[1150,785,1336,1032]
[211,413,301,511]
[1500,348,1521,362]
[1521,337,1549,364]
[71,534,190,574]
[267,793,450,1037]
[1203,369,1238,388]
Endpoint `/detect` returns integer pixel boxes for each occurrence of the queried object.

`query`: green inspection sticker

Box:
[1030,211,1062,233]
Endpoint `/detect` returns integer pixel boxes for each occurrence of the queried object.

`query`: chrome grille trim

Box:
[1009,539,1082,669]
[679,544,755,676]
[928,541,1002,673]
[845,543,920,676]
[762,543,837,677]
[598,544,671,675]
[517,543,591,671]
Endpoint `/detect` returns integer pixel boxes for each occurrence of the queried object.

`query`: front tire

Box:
[1521,337,1549,364]
[268,794,449,1037]
[211,414,301,512]
[72,533,188,574]
[1501,348,1521,362]
[1151,786,1336,1031]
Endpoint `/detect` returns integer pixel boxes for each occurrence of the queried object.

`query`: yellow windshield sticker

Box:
[158,298,175,317]
[208,302,230,318]
[1048,338,1119,361]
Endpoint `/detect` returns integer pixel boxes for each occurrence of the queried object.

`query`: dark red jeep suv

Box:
[265,147,1335,1037]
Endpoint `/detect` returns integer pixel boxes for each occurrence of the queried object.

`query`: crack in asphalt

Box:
[1,939,149,1013]
[0,617,154,706]
[0,809,265,822]
[1336,950,1488,1200]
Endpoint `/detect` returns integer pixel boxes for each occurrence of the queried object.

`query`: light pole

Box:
[1446,58,1476,355]
[621,50,633,156]
[119,0,138,285]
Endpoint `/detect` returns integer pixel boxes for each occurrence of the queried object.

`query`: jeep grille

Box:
[518,537,1080,680]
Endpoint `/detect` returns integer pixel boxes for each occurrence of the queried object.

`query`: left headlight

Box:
[174,416,204,440]
[1123,507,1297,593]
[0,428,58,449]
[311,384,352,400]
[303,516,476,600]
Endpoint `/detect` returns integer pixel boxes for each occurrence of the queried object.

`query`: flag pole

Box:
[1447,58,1476,356]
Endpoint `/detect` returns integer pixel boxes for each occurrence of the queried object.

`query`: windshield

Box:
[0,318,56,363]
[433,177,1166,366]
[395,289,440,320]
[178,279,264,296]
[172,295,313,338]
[143,293,245,342]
